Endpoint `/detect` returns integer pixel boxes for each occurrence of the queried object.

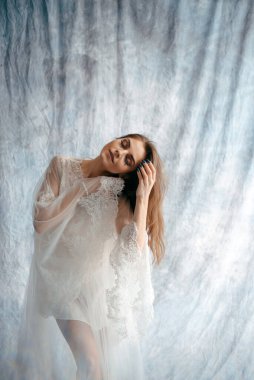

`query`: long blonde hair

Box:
[115,133,168,266]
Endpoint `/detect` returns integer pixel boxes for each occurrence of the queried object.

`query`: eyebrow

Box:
[127,138,136,166]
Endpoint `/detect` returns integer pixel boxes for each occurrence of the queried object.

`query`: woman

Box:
[14,133,167,380]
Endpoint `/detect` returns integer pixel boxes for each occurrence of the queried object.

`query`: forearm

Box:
[133,196,149,250]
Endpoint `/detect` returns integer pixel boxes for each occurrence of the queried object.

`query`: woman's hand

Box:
[136,159,156,200]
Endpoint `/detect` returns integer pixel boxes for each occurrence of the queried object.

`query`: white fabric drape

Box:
[13,155,154,380]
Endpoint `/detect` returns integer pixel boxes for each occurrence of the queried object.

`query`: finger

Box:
[147,163,156,180]
[143,162,152,174]
[142,163,154,181]
[140,165,148,177]
[140,166,149,184]
[137,168,143,179]
[137,166,143,181]
[146,161,155,173]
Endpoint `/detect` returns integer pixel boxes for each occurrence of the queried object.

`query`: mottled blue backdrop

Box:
[1,1,254,379]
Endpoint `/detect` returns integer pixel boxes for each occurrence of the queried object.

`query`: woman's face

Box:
[101,137,147,174]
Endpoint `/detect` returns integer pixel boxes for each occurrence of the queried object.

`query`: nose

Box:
[114,149,124,162]
[114,149,122,159]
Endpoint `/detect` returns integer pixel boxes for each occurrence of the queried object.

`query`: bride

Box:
[14,133,167,380]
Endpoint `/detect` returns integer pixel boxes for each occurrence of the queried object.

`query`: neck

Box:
[81,156,113,178]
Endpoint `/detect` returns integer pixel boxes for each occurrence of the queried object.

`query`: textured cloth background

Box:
[1,1,254,379]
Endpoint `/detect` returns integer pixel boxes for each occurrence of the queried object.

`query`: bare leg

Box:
[56,319,103,380]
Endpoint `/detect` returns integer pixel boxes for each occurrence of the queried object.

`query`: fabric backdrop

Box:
[1,1,254,379]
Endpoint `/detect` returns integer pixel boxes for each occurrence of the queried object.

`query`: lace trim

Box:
[105,221,154,342]
[59,157,85,190]
[69,158,85,180]
[66,157,125,192]
[119,221,142,260]
[131,244,155,336]
[77,173,125,225]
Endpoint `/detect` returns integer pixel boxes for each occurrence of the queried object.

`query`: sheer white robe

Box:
[13,155,155,380]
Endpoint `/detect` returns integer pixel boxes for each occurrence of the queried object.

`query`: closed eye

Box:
[121,139,134,167]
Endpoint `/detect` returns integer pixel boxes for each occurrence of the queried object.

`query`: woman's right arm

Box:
[32,155,87,234]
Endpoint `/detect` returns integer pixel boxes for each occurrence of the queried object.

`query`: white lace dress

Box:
[14,155,155,380]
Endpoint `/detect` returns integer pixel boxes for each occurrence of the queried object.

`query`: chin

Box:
[100,151,114,174]
[103,149,113,167]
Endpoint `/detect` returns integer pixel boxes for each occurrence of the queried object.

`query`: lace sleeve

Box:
[106,220,155,342]
[32,155,87,234]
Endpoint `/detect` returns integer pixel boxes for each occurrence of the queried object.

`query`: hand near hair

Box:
[136,159,156,200]
[133,159,156,249]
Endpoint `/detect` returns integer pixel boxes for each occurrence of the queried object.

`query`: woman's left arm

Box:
[133,160,156,250]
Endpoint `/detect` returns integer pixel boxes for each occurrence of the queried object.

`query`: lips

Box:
[109,149,114,163]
